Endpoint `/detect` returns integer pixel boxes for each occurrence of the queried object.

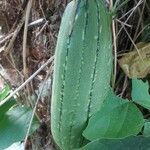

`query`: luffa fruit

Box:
[51,0,112,149]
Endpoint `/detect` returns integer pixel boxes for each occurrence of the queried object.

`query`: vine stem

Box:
[110,0,117,89]
[24,63,53,146]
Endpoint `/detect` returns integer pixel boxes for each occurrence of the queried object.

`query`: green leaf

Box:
[0,98,16,116]
[0,104,39,149]
[132,79,150,109]
[76,136,150,150]
[143,119,150,137]
[83,89,144,141]
[0,84,10,100]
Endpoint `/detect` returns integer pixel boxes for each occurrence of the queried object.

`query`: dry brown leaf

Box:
[118,42,150,78]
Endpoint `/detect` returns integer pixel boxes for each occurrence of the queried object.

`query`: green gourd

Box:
[51,0,112,149]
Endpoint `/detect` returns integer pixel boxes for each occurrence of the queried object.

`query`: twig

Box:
[122,24,144,63]
[24,63,53,146]
[135,23,150,41]
[28,18,45,27]
[116,0,143,38]
[0,72,10,87]
[6,55,24,78]
[39,0,47,20]
[115,19,132,28]
[118,0,143,20]
[23,0,33,76]
[23,0,33,106]
[131,0,146,49]
[35,21,49,40]
[4,17,25,55]
[110,0,117,89]
[0,32,14,45]
[0,19,45,46]
[120,76,128,97]
[0,56,54,106]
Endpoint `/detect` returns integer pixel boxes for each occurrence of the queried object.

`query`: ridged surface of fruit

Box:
[51,0,112,149]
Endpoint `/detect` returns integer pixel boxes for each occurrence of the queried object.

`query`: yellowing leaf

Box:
[118,42,150,78]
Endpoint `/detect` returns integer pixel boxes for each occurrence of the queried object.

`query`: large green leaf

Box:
[132,79,150,109]
[83,89,144,141]
[0,104,39,149]
[76,136,150,150]
[143,119,150,137]
[0,84,10,100]
[0,98,16,116]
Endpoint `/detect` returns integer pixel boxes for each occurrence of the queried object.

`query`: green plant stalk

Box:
[51,0,112,149]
